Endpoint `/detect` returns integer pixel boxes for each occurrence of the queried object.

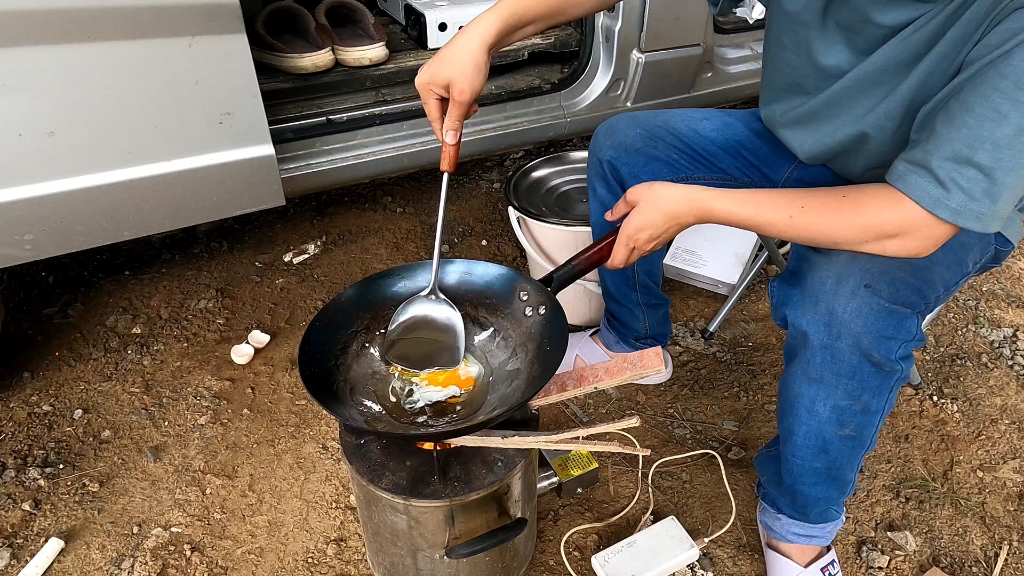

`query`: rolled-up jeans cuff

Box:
[596,318,644,354]
[758,501,844,547]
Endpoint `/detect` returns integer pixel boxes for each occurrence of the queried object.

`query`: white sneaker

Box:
[758,510,843,576]
[763,544,842,576]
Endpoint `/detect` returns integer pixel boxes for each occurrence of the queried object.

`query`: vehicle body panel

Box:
[641,0,710,51]
[0,0,762,267]
[0,0,284,268]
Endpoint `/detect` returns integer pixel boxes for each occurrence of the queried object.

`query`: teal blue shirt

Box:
[715,0,1024,243]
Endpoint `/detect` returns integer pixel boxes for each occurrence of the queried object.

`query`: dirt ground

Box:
[0,139,1021,576]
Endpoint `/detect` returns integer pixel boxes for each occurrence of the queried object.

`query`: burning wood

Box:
[414,441,454,450]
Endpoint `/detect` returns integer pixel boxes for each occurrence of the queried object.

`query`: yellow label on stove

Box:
[549,450,598,481]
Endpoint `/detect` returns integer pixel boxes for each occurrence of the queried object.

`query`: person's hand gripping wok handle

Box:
[415,0,619,145]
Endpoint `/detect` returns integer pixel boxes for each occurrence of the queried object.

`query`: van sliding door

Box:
[0,0,284,268]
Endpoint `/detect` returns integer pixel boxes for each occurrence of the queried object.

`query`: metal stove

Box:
[340,410,599,576]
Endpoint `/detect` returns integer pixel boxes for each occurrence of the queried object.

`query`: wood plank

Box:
[466,416,641,441]
[444,436,650,455]
[528,347,666,408]
[444,417,647,454]
[258,25,581,102]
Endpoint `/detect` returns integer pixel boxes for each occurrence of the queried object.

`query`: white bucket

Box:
[508,206,605,327]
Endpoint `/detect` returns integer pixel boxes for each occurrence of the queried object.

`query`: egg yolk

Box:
[391,360,478,391]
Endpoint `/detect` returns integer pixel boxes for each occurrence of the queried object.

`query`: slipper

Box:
[249,1,336,74]
[315,0,390,67]
[556,328,673,385]
[758,508,843,576]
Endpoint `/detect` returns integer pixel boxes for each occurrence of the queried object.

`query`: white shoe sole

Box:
[634,349,673,385]
[334,43,389,67]
[252,46,336,74]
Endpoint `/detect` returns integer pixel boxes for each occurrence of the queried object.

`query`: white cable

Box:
[641,450,736,547]
[559,430,644,576]
[558,433,737,575]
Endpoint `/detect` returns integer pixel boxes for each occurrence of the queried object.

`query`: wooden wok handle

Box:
[441,136,462,174]
[539,227,619,295]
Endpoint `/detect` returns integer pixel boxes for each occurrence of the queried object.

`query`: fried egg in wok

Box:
[389,354,484,411]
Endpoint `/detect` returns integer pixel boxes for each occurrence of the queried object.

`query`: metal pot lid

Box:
[505,150,590,226]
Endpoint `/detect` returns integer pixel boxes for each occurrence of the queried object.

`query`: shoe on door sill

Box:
[250,1,336,74]
[315,0,390,67]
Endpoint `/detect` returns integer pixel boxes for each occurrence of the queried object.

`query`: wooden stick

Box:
[444,436,650,455]
[516,415,641,441]
[444,417,646,454]
[528,347,664,408]
[992,543,1009,576]
[466,416,641,442]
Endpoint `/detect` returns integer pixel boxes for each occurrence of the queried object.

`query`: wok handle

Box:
[444,517,529,560]
[441,136,462,174]
[538,227,619,296]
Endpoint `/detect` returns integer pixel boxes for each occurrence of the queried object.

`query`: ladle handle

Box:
[539,227,619,295]
[441,137,461,174]
[426,130,461,291]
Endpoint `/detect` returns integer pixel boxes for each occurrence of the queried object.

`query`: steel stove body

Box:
[341,428,539,576]
[340,405,600,576]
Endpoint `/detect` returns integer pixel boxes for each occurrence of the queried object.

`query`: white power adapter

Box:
[591,516,700,576]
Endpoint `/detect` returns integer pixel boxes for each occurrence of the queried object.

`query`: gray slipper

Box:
[250,1,336,74]
[315,0,389,67]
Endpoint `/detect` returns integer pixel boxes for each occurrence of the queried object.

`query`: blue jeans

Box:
[587,108,1015,546]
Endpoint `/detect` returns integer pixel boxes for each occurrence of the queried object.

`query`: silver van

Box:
[0,0,763,270]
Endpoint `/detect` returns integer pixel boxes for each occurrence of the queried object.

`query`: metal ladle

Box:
[382,138,466,372]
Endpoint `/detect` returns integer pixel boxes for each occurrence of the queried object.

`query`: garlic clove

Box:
[231,343,255,365]
[247,330,271,349]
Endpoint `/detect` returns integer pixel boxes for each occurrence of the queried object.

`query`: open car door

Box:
[0,0,284,268]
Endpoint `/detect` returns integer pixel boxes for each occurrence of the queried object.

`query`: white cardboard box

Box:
[663,224,760,296]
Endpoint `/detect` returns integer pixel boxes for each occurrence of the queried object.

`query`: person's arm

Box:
[469,0,617,54]
[606,13,1024,270]
[415,0,615,144]
[700,184,958,257]
[603,182,957,269]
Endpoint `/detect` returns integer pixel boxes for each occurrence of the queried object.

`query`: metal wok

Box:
[297,229,617,442]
